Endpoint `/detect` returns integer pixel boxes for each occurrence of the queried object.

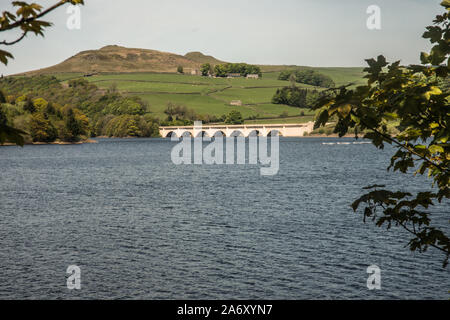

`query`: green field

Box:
[54,68,364,121]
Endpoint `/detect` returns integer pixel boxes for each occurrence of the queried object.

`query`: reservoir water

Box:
[0,137,448,299]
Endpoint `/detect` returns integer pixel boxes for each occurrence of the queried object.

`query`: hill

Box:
[184,51,224,65]
[25,45,220,75]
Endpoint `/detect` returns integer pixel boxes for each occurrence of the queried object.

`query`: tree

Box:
[177,66,184,74]
[278,69,335,88]
[289,74,296,88]
[0,104,26,145]
[29,112,57,142]
[0,89,6,103]
[313,1,450,267]
[201,63,212,76]
[23,96,36,113]
[225,110,243,125]
[214,64,227,77]
[272,87,308,108]
[0,0,85,145]
[64,108,82,141]
[212,63,261,77]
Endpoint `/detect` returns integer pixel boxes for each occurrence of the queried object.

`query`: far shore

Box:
[96,134,360,139]
[1,139,98,147]
[1,135,362,146]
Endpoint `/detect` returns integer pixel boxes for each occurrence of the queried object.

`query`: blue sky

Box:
[0,0,444,75]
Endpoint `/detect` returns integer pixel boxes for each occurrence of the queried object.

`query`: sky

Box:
[0,0,444,75]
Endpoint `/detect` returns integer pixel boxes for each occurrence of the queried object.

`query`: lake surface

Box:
[0,137,448,299]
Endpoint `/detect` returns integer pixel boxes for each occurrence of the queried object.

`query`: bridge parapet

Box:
[159,122,314,138]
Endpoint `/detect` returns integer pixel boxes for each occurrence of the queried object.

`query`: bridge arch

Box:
[267,130,282,137]
[247,130,260,137]
[212,130,226,137]
[180,131,192,137]
[165,131,178,138]
[229,130,244,137]
[196,131,209,138]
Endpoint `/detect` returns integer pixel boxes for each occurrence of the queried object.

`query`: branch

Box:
[397,221,449,255]
[0,31,26,45]
[0,0,68,33]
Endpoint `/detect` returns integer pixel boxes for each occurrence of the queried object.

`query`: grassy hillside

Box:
[17,45,366,124]
[55,72,327,121]
[46,67,364,122]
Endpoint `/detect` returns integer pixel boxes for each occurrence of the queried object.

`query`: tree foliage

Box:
[225,110,243,125]
[0,75,160,142]
[213,63,261,77]
[272,87,308,108]
[313,1,450,267]
[200,63,213,76]
[272,87,323,108]
[279,69,335,88]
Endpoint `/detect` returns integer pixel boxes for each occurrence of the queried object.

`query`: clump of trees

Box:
[272,87,308,108]
[279,69,335,88]
[163,102,197,124]
[95,114,159,138]
[272,87,324,108]
[161,102,223,126]
[0,92,89,143]
[200,63,213,76]
[177,66,184,74]
[0,75,160,143]
[225,110,243,124]
[211,63,262,78]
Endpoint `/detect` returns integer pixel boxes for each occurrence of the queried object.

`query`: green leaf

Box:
[420,52,430,64]
[429,144,444,153]
[0,49,14,65]
[423,86,442,100]
[314,109,329,129]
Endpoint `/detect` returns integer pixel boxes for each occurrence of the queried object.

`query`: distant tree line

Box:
[201,63,262,78]
[278,69,335,88]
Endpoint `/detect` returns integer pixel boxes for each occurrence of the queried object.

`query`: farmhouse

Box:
[246,74,259,79]
[230,100,242,106]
